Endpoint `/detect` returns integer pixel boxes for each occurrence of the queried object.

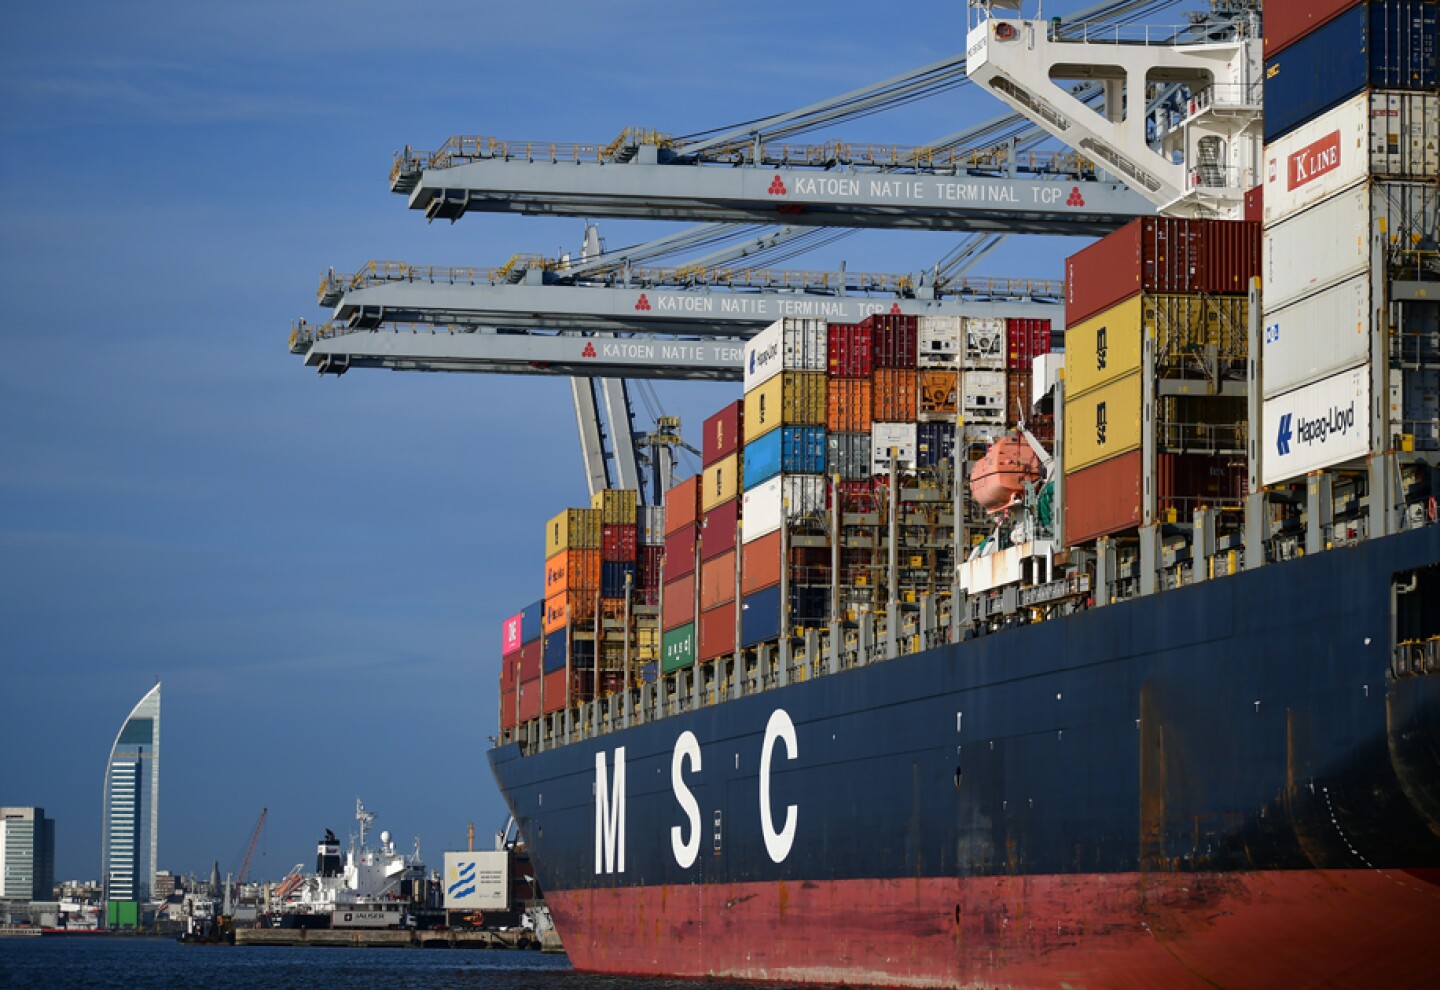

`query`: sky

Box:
[0,0,1116,884]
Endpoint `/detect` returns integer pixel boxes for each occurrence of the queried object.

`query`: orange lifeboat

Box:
[969,435,1043,515]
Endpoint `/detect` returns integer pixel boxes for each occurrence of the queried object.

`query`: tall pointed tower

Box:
[101,682,161,927]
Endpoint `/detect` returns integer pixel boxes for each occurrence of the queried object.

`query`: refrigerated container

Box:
[1262,274,1373,398]
[1262,366,1372,485]
[961,370,1007,423]
[918,316,961,367]
[963,316,1006,369]
[744,317,827,391]
[871,422,919,475]
[741,475,828,542]
[918,370,959,420]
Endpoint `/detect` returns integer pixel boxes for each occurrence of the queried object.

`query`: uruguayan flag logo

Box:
[447,859,477,899]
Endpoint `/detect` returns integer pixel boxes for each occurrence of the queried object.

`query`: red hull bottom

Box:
[550,870,1440,989]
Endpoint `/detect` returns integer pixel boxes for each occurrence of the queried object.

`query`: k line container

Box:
[827,323,873,378]
[873,369,919,422]
[663,523,698,580]
[700,498,740,561]
[518,639,542,682]
[744,317,827,392]
[662,623,696,674]
[741,475,828,543]
[918,316,962,367]
[1263,274,1373,398]
[699,601,737,661]
[662,574,696,631]
[1063,371,1143,472]
[961,370,1007,423]
[743,371,827,442]
[701,453,740,513]
[702,401,744,468]
[743,426,827,489]
[1262,366,1372,486]
[1263,1,1440,143]
[741,584,783,647]
[827,432,873,481]
[663,476,700,535]
[544,548,600,598]
[872,422,919,475]
[590,488,638,526]
[963,317,1007,369]
[700,550,738,609]
[827,378,873,433]
[1065,218,1261,327]
[919,370,959,420]
[867,314,919,369]
[740,530,783,596]
[545,508,601,558]
[1006,318,1053,373]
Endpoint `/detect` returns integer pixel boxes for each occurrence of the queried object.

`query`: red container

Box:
[742,531,783,596]
[601,523,637,562]
[700,550,737,609]
[1005,318,1052,373]
[636,545,664,592]
[500,687,518,730]
[1064,218,1261,327]
[541,669,568,715]
[518,639,542,682]
[1065,450,1144,545]
[1264,0,1362,56]
[663,523,698,580]
[663,574,696,631]
[699,601,737,661]
[701,498,740,561]
[827,323,873,378]
[703,401,744,467]
[865,314,919,369]
[1244,184,1263,224]
[872,369,918,422]
[831,479,880,513]
[500,654,520,693]
[1156,453,1248,520]
[518,677,542,722]
[664,477,700,536]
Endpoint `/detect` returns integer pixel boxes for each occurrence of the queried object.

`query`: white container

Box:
[1391,367,1440,446]
[918,316,962,367]
[638,505,666,546]
[740,475,827,543]
[961,369,1006,423]
[871,422,919,475]
[1261,366,1370,486]
[1368,92,1440,180]
[962,316,1005,370]
[1032,351,1065,409]
[1262,274,1372,399]
[743,318,826,392]
[963,423,1006,443]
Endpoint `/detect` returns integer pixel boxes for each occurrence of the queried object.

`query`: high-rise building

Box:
[0,807,56,900]
[101,682,160,925]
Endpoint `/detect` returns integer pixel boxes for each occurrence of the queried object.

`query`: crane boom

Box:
[236,807,267,888]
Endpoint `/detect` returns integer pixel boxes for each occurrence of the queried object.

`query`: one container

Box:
[918,316,962,367]
[541,669,568,715]
[1063,372,1143,472]
[867,314,919,369]
[790,585,830,625]
[637,505,665,546]
[1263,1,1440,143]
[1006,318,1052,373]
[1263,274,1372,398]
[1006,373,1034,426]
[741,474,828,542]
[544,548,600,598]
[544,589,596,636]
[743,426,827,489]
[601,523,637,562]
[1065,450,1143,545]
[741,584,783,648]
[662,574,696,631]
[1262,366,1372,486]
[663,523,698,580]
[1065,217,1261,327]
[827,322,873,378]
[518,677,541,723]
[500,653,520,694]
[827,378,873,433]
[501,612,524,658]
[636,544,664,593]
[1245,184,1264,223]
[1066,294,1249,397]
[702,401,744,467]
[1265,0,1366,56]
[871,422,919,475]
[520,600,543,644]
[698,601,737,661]
[740,530,782,596]
[500,687,518,730]
[744,317,827,392]
[591,488,638,526]
[517,639,542,682]
[700,498,740,561]
[662,623,696,674]
[917,422,957,468]
[701,453,740,513]
[543,629,569,674]
[963,316,1007,369]
[699,550,737,609]
[961,370,1007,423]
[918,370,959,420]
[600,560,636,599]
[1032,352,1065,410]
[873,368,919,422]
[744,371,827,442]
[827,431,873,481]
[545,508,601,559]
[664,477,700,536]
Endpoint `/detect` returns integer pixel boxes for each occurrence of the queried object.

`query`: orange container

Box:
[1064,449,1143,544]
[665,477,700,536]
[872,369,918,422]
[827,379,873,433]
[741,531,783,596]
[700,549,737,609]
[518,677,541,722]
[544,589,597,635]
[541,669,569,715]
[500,687,518,730]
[699,602,737,661]
[919,370,958,420]
[544,548,600,598]
[662,574,696,631]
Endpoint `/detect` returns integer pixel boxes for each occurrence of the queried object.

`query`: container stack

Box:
[1062,217,1259,544]
[636,504,665,606]
[501,601,543,734]
[542,506,600,708]
[1260,0,1440,485]
[661,476,700,677]
[1006,317,1055,444]
[595,488,653,680]
[699,402,745,663]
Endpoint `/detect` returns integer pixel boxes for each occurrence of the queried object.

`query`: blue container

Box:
[1264,1,1439,142]
[916,422,956,469]
[743,427,827,489]
[741,585,782,647]
[543,630,567,673]
[791,585,830,626]
[639,661,658,685]
[521,600,544,644]
[601,560,637,598]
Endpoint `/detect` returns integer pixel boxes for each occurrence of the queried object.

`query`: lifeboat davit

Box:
[969,435,1043,515]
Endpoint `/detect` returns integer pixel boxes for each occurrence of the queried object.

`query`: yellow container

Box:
[1063,371,1143,472]
[701,453,740,512]
[590,488,638,526]
[1065,296,1144,398]
[545,508,601,559]
[1067,294,1250,398]
[744,371,826,442]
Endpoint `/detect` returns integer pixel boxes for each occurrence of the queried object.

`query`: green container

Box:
[662,624,696,674]
[107,900,139,928]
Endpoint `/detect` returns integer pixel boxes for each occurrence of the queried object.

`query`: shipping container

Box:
[639,661,658,685]
[827,323,873,378]
[664,476,700,536]
[502,612,524,658]
[827,378,873,433]
[1262,366,1372,486]
[543,629,569,673]
[1263,274,1373,398]
[743,426,827,489]
[741,530,783,596]
[742,474,828,542]
[700,550,738,609]
[601,560,636,599]
[1066,294,1249,397]
[1245,184,1263,223]
[1005,317,1052,374]
[963,422,1007,443]
[741,584,783,647]
[867,314,919,369]
[662,623,696,674]
[918,369,959,421]
[1263,1,1439,143]
[872,422,919,475]
[918,316,962,367]
[636,544,664,593]
[827,431,873,481]
[544,588,596,636]
[1063,371,1144,472]
[701,452,740,513]
[917,421,957,468]
[1006,373,1034,426]
[701,498,740,561]
[744,371,827,441]
[590,488,638,526]
[545,507,601,559]
[663,523,698,580]
[1065,450,1143,545]
[744,317,827,391]
[1265,0,1365,56]
[542,669,568,715]
[961,369,1007,423]
[546,547,601,600]
[963,316,1007,369]
[500,686,518,730]
[662,574,696,631]
[518,639,542,682]
[703,401,744,467]
[873,368,919,422]
[1391,366,1440,447]
[500,653,521,693]
[698,602,737,661]
[1033,352,1065,410]
[518,677,541,723]
[601,523,637,562]
[520,600,543,644]
[637,505,665,546]
[1065,218,1261,326]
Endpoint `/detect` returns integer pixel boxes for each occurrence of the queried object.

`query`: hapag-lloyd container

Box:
[741,475,827,543]
[871,422,919,475]
[1262,366,1372,486]
[703,401,744,468]
[743,318,826,392]
[1264,90,1440,226]
[743,426,827,489]
[1263,274,1373,398]
[827,378,873,433]
[700,497,739,561]
[1065,218,1261,327]
[918,316,961,367]
[827,323,872,378]
[663,476,699,536]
